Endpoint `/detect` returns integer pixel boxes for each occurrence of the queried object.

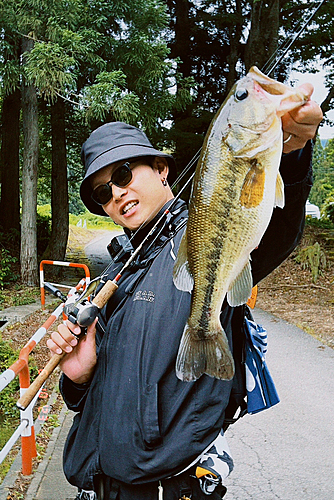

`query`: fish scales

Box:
[173,67,308,382]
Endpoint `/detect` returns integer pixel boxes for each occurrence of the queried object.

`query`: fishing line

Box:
[261,0,319,75]
[96,149,201,278]
[262,0,326,75]
[84,1,326,282]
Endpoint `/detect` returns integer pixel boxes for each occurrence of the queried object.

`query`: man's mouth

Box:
[122,201,138,215]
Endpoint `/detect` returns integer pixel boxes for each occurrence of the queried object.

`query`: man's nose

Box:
[112,183,128,201]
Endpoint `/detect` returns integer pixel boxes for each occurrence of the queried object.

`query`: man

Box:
[48,84,322,499]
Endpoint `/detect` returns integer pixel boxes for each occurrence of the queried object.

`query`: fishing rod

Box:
[16,151,200,411]
[262,0,326,75]
[17,0,324,410]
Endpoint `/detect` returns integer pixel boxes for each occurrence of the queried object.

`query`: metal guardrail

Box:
[0,262,90,476]
[0,303,64,475]
[39,260,90,310]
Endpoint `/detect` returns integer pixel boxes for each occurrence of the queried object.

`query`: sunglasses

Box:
[91,162,133,206]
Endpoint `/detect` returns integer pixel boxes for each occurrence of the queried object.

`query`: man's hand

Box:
[47,319,97,384]
[282,83,323,154]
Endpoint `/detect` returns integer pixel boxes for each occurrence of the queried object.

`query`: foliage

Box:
[309,138,334,210]
[0,335,20,422]
[0,248,18,288]
[69,211,120,230]
[294,242,327,283]
[305,215,334,231]
[322,196,334,224]
[0,286,40,310]
[81,71,141,124]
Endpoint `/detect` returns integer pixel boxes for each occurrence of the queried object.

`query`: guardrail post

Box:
[0,302,65,474]
[18,346,36,475]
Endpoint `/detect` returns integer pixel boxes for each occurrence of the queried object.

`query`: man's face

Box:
[90,157,173,231]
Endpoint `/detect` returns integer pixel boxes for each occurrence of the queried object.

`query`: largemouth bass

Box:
[173,66,308,382]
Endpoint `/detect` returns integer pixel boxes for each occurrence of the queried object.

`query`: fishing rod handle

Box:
[92,279,119,309]
[17,352,66,410]
[16,279,119,411]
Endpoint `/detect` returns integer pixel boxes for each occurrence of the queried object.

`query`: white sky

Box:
[289,69,333,140]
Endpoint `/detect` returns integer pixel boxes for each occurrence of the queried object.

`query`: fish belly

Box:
[175,142,280,382]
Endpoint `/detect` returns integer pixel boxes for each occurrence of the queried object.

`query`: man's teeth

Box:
[122,202,138,214]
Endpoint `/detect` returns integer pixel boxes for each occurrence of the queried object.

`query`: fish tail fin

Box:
[176,324,235,382]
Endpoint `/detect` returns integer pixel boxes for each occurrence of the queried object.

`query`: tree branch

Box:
[320,86,334,115]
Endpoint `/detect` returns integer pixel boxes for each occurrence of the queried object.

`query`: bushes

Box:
[0,336,20,423]
[0,248,18,288]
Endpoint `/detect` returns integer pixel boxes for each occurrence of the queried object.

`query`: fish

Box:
[173,66,308,382]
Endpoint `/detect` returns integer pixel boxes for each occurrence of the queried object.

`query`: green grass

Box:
[0,286,40,311]
[69,211,120,230]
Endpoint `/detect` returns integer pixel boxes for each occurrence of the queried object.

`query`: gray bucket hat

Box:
[80,122,177,216]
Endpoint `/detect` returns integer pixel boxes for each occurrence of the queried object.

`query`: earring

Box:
[162,178,167,187]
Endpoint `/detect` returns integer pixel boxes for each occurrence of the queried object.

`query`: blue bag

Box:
[244,310,280,414]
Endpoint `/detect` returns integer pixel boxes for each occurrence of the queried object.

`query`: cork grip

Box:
[16,280,119,410]
[92,280,118,309]
[17,352,66,410]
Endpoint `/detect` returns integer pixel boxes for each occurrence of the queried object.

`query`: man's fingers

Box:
[285,99,323,126]
[282,94,323,153]
[297,82,314,100]
[47,324,78,354]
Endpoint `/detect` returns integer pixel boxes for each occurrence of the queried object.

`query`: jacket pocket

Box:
[139,383,162,449]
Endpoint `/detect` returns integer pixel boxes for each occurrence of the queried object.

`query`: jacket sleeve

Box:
[59,374,90,412]
[251,140,313,285]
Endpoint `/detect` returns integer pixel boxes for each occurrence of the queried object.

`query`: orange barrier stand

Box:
[0,303,64,475]
[39,260,90,309]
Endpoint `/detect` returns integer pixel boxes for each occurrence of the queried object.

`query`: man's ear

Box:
[153,156,169,176]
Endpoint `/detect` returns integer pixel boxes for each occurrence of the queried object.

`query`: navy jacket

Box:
[60,144,313,489]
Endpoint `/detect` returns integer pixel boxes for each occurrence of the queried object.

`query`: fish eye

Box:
[235,89,248,101]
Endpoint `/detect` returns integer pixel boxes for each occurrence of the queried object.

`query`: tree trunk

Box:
[21,36,39,286]
[226,0,243,92]
[0,88,21,234]
[43,98,69,261]
[245,0,280,72]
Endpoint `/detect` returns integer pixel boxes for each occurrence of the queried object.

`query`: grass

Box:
[0,286,40,311]
[69,211,120,230]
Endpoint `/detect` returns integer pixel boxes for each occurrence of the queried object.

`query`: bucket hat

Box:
[80,122,177,216]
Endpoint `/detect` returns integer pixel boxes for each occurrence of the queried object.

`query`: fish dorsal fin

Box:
[240,159,265,208]
[227,260,253,307]
[173,230,194,292]
[274,172,285,208]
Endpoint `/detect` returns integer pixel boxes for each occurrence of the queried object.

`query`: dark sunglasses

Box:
[91,162,133,206]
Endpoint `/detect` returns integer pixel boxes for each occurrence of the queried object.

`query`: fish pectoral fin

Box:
[176,324,235,382]
[173,230,194,292]
[274,172,285,209]
[227,261,253,307]
[240,160,265,208]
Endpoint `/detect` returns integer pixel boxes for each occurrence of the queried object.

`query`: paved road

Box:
[84,229,122,277]
[225,308,334,499]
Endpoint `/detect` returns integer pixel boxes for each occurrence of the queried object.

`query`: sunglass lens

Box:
[92,184,112,205]
[112,164,132,187]
[91,163,133,206]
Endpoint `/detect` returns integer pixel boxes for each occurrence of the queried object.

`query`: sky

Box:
[289,69,333,140]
